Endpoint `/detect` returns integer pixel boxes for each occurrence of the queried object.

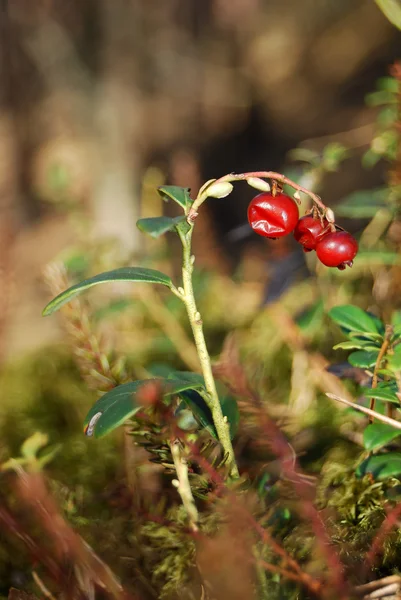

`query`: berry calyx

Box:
[293,215,329,251]
[315,231,358,269]
[247,192,299,238]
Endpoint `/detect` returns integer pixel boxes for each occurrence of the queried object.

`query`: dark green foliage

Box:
[137,216,188,238]
[157,186,193,211]
[329,304,401,476]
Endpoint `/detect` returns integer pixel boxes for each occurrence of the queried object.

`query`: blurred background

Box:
[1,0,400,359]
[1,1,401,597]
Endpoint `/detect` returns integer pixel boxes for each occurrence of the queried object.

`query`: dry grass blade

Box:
[10,469,137,600]
[326,394,401,430]
[354,575,401,599]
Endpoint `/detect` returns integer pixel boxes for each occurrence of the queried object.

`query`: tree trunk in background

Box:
[91,0,141,258]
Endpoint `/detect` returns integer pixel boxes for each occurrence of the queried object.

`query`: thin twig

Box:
[32,570,57,600]
[170,439,199,532]
[326,393,401,430]
[354,574,401,597]
[258,560,322,595]
[369,325,393,421]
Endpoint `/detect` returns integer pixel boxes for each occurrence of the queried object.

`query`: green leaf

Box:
[168,372,239,439]
[388,351,401,371]
[391,311,401,328]
[329,305,384,335]
[374,0,401,31]
[348,351,379,369]
[377,76,400,93]
[349,332,384,342]
[84,376,209,438]
[43,267,173,316]
[377,105,399,127]
[147,363,175,378]
[366,89,398,107]
[167,371,205,387]
[178,389,215,436]
[136,216,187,238]
[333,341,380,351]
[178,387,239,440]
[221,394,240,439]
[356,251,401,266]
[157,186,193,211]
[297,300,324,335]
[362,383,400,404]
[363,423,401,451]
[322,142,350,172]
[335,188,389,218]
[356,452,401,480]
[84,381,147,438]
[333,341,367,351]
[362,149,381,170]
[164,377,205,396]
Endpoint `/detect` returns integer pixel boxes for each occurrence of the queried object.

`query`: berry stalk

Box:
[188,171,331,221]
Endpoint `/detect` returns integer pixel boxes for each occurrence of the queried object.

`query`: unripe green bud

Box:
[246,177,271,192]
[206,181,234,198]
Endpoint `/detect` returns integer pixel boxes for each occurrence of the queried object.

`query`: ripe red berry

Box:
[247,192,299,238]
[316,231,358,269]
[293,215,329,251]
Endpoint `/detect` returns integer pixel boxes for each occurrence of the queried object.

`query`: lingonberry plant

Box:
[327,305,401,479]
[42,171,357,527]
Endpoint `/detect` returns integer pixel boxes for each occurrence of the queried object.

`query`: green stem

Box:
[178,226,239,478]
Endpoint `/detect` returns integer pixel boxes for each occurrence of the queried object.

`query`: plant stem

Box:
[170,439,199,532]
[188,171,329,219]
[326,393,401,430]
[369,324,393,422]
[178,226,239,478]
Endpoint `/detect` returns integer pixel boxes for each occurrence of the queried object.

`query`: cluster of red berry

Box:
[247,190,358,270]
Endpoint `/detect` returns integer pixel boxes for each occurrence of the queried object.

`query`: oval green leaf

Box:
[168,371,205,386]
[220,394,240,439]
[84,377,208,438]
[178,389,214,436]
[348,350,379,369]
[363,423,401,451]
[136,216,187,238]
[43,267,173,316]
[178,385,239,440]
[388,345,401,371]
[375,0,401,31]
[84,380,149,438]
[333,341,366,351]
[356,452,401,480]
[329,305,384,335]
[157,186,193,211]
[362,383,400,404]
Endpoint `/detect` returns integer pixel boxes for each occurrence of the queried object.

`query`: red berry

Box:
[247,192,299,238]
[316,231,358,269]
[293,215,329,251]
